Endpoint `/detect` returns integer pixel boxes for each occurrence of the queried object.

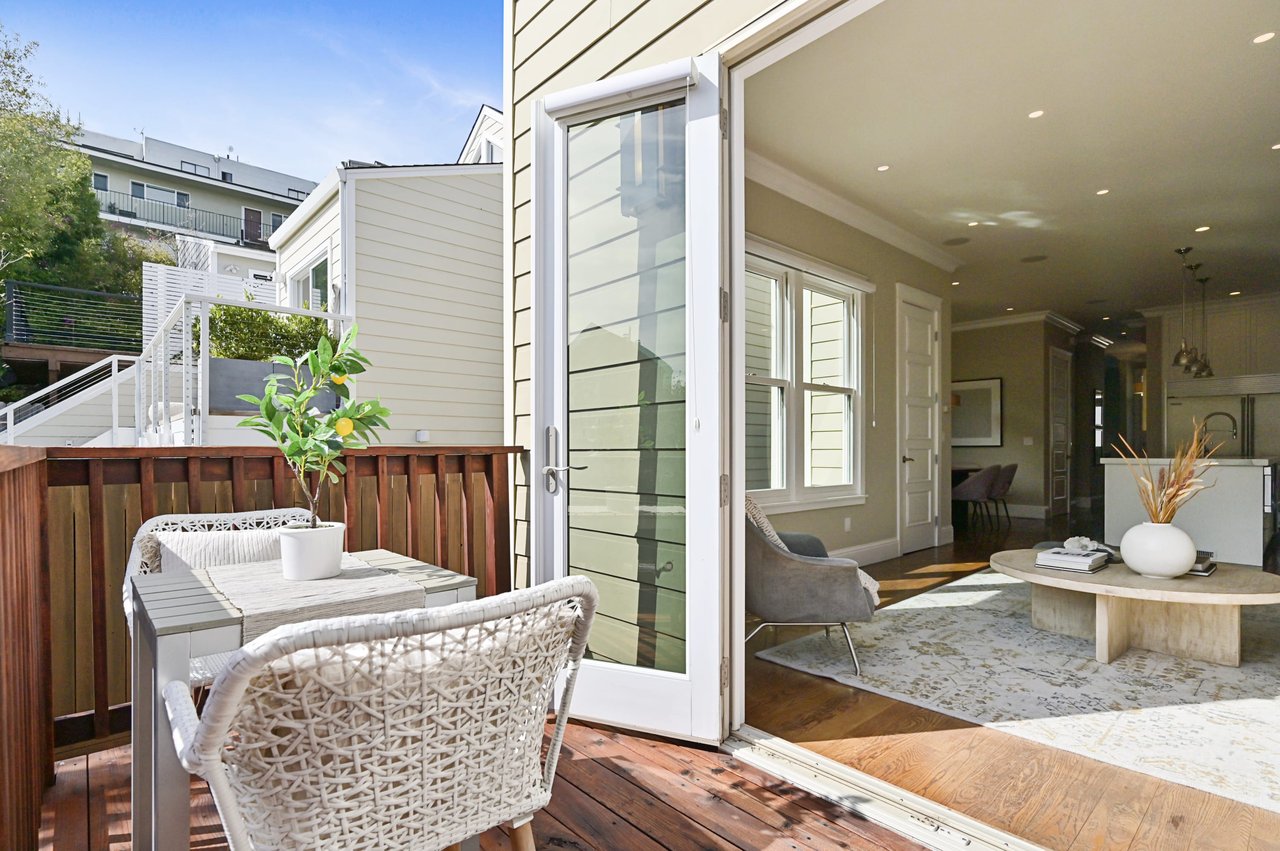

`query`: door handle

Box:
[902,456,915,463]
[542,464,587,475]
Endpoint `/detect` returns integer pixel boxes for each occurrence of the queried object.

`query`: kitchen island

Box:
[1103,457,1276,567]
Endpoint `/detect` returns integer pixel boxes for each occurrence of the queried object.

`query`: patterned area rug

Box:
[756,569,1280,813]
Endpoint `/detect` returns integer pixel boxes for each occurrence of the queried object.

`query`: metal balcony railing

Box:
[3,280,142,352]
[94,188,283,244]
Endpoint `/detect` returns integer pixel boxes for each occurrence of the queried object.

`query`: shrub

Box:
[202,299,339,362]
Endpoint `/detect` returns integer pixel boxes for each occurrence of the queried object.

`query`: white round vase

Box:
[1119,522,1195,579]
[279,522,346,581]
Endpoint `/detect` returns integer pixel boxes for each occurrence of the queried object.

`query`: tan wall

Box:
[351,171,504,446]
[746,181,954,551]
[952,322,1046,510]
[508,0,785,585]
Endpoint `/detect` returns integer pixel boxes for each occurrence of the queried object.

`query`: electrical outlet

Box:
[843,516,852,532]
[1023,436,1034,446]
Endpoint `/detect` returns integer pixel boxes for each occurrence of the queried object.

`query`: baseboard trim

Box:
[1005,503,1049,520]
[829,536,900,566]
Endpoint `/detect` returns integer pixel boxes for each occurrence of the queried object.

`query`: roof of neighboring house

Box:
[457,105,505,164]
[75,130,318,203]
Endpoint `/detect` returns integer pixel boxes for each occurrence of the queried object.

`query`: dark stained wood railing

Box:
[0,447,53,851]
[41,445,521,757]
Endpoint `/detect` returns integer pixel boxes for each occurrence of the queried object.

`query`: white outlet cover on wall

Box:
[1023,436,1034,446]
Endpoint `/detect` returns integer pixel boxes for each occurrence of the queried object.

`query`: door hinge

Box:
[719,474,730,507]
[720,657,729,690]
[720,289,729,322]
[720,106,729,139]
[933,329,939,341]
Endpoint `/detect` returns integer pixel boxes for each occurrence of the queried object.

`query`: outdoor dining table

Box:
[130,548,478,851]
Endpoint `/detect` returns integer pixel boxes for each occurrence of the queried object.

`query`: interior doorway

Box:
[1049,346,1072,516]
[897,284,942,553]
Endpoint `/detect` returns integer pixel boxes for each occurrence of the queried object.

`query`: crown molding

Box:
[1140,290,1280,318]
[745,151,961,273]
[952,310,1083,334]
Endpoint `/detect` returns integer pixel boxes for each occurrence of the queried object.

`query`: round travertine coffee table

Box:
[989,549,1280,666]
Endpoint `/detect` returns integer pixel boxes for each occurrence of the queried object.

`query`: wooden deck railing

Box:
[37,445,521,758]
[0,447,52,851]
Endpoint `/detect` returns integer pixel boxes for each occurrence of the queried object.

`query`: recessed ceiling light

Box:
[1273,143,1280,150]
[1195,225,1211,232]
[983,220,998,226]
[1028,110,1045,119]
[1229,290,1242,296]
[1253,32,1276,44]
[1005,307,1015,312]
[1121,331,1128,336]
[1096,189,1110,195]
[968,221,980,227]
[876,164,890,172]
[1102,316,1111,320]
[951,281,960,286]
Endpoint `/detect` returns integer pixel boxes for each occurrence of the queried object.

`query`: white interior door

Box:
[897,285,940,553]
[1050,347,1072,516]
[531,54,727,743]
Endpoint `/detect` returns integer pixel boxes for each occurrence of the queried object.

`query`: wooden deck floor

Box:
[747,517,1280,851]
[39,722,922,850]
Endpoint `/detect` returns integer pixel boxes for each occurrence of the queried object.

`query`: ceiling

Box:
[744,0,1280,329]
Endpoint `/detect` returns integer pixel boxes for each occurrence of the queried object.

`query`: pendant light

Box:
[1171,247,1196,368]
[1191,276,1213,378]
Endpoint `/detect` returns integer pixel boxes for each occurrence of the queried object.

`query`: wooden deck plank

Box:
[39,723,896,851]
[39,757,88,850]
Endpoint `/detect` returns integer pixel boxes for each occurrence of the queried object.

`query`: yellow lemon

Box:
[332,374,348,385]
[334,417,355,437]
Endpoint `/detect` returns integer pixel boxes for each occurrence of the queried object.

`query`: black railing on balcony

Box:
[3,280,142,352]
[94,188,282,244]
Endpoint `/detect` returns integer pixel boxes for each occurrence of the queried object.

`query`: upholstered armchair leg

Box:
[511,821,536,851]
[840,623,861,676]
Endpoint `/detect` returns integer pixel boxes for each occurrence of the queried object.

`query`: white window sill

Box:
[749,491,868,514]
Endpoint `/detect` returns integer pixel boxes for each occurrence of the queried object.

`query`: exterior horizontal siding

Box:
[353,169,504,446]
[275,192,341,305]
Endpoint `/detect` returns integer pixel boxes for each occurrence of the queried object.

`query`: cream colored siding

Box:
[508,0,783,587]
[352,170,504,445]
[276,192,341,306]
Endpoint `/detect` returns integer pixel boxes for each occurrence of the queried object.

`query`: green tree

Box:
[0,26,91,275]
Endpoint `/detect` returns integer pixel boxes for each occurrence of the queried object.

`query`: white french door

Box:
[531,53,727,743]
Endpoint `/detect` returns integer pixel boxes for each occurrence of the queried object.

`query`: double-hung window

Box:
[745,244,865,507]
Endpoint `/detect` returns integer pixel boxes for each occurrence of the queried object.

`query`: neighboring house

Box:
[268,161,504,446]
[457,105,505,164]
[75,130,317,264]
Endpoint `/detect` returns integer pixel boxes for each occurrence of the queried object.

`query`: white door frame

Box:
[530,53,728,744]
[895,283,942,553]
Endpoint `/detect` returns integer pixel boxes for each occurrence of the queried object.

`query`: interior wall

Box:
[952,322,1046,512]
[745,180,954,556]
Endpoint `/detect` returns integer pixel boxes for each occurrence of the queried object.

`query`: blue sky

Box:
[3,1,502,181]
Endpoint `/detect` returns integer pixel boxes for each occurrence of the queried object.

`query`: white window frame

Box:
[288,248,331,311]
[180,160,211,177]
[287,188,307,201]
[131,181,180,205]
[269,211,285,232]
[746,237,870,512]
[92,172,108,192]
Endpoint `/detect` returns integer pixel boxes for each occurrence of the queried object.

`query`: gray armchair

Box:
[745,520,876,674]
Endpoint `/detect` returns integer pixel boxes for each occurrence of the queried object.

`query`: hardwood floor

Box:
[746,515,1280,851]
[38,722,922,850]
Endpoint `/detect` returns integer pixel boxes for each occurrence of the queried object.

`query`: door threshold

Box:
[724,726,1044,851]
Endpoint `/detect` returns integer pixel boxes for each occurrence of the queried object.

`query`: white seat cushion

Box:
[154,529,283,575]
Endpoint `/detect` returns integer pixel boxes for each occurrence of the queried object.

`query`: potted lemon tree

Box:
[237,327,390,580]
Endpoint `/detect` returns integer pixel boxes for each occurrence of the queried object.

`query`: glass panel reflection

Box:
[566,101,687,673]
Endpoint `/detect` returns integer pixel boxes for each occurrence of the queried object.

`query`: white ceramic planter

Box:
[1119,522,1196,579]
[279,522,346,581]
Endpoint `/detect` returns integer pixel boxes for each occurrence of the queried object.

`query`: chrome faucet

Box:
[1202,411,1238,440]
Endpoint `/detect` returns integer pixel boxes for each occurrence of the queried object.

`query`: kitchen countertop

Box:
[1100,457,1273,466]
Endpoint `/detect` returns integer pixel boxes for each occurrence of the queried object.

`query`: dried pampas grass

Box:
[1112,424,1219,524]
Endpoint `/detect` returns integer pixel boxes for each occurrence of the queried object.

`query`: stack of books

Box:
[1034,548,1109,573]
[1188,551,1217,577]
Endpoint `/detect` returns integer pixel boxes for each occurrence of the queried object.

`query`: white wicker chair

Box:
[162,576,598,851]
[123,508,311,684]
